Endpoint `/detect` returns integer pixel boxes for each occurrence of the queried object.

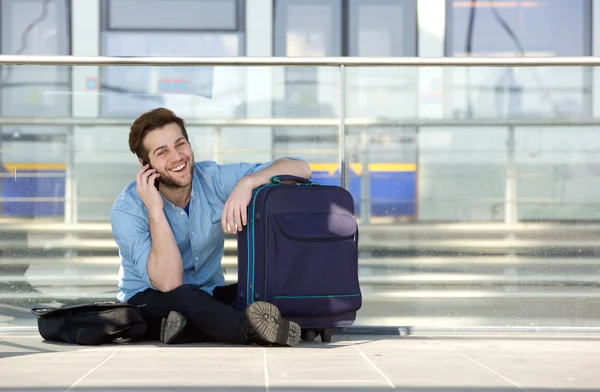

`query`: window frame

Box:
[99,0,245,33]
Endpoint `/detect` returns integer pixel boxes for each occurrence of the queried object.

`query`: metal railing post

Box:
[360,126,371,224]
[213,126,222,163]
[64,126,77,224]
[505,125,517,224]
[339,64,347,189]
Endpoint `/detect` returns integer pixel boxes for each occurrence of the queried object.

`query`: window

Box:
[347,0,417,57]
[106,0,239,30]
[274,0,342,57]
[274,0,417,57]
[446,0,591,57]
[99,0,245,118]
[0,0,71,117]
[445,0,592,118]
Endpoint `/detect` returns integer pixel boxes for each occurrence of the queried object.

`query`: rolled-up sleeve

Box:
[110,206,154,289]
[212,157,304,203]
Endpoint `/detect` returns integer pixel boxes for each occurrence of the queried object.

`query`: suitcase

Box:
[236,174,362,342]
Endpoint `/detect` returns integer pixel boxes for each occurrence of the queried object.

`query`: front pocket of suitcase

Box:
[270,213,361,317]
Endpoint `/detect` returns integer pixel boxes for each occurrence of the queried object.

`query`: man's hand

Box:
[136,164,163,214]
[221,177,254,234]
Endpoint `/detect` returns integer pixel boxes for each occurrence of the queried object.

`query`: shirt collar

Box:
[160,171,197,211]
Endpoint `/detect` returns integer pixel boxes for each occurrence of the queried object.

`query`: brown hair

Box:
[128,107,189,161]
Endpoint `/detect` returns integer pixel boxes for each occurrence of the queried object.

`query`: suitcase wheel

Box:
[301,329,318,342]
[319,329,333,343]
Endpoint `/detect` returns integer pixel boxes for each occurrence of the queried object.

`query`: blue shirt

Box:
[111,159,286,302]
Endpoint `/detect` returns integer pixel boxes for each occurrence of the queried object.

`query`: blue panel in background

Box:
[310,168,417,218]
[1,166,65,217]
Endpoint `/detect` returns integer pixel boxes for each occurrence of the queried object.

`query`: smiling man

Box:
[110,108,311,346]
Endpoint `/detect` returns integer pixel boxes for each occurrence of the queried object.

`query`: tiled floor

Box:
[1,331,599,391]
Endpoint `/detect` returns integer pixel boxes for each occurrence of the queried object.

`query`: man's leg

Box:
[213,283,238,308]
[127,286,207,343]
[128,284,300,346]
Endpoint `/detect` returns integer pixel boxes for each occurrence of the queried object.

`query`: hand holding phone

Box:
[136,160,163,213]
[142,160,160,190]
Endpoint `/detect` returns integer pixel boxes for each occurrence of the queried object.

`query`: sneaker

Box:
[242,301,301,347]
[160,311,206,344]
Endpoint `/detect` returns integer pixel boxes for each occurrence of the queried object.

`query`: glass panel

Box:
[0,63,598,332]
[107,0,238,30]
[346,65,600,328]
[0,64,341,329]
[446,0,592,118]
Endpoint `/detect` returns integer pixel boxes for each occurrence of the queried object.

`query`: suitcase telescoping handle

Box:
[270,175,318,185]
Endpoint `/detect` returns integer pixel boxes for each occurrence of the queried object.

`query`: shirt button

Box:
[191,231,194,235]
[195,257,199,261]
[180,211,184,215]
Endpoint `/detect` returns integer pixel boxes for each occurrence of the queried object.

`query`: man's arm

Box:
[146,209,183,292]
[219,157,311,233]
[111,206,183,293]
[113,163,184,292]
[242,157,311,189]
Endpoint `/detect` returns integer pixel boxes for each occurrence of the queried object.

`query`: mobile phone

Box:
[142,160,160,190]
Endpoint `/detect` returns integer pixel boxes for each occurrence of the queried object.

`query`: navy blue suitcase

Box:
[236,175,362,342]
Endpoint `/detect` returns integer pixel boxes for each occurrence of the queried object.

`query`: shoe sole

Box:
[245,302,301,347]
[160,311,187,344]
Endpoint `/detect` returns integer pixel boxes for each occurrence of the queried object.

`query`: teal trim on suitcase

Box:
[247,184,276,305]
[275,294,361,299]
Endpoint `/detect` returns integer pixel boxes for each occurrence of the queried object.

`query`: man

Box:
[110,108,311,346]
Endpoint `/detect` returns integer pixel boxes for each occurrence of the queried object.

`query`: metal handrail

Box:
[1,55,600,66]
[0,117,599,127]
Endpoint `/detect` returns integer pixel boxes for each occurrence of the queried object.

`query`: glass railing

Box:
[1,55,599,331]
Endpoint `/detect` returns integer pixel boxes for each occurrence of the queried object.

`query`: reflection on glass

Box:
[100,33,242,118]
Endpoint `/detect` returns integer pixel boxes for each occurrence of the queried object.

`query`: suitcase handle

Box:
[270,175,318,185]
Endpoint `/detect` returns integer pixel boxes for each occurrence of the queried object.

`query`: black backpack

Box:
[31,302,147,345]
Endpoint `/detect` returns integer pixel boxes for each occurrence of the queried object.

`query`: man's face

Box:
[141,123,194,188]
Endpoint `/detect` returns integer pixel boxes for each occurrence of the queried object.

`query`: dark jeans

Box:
[127,283,245,344]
